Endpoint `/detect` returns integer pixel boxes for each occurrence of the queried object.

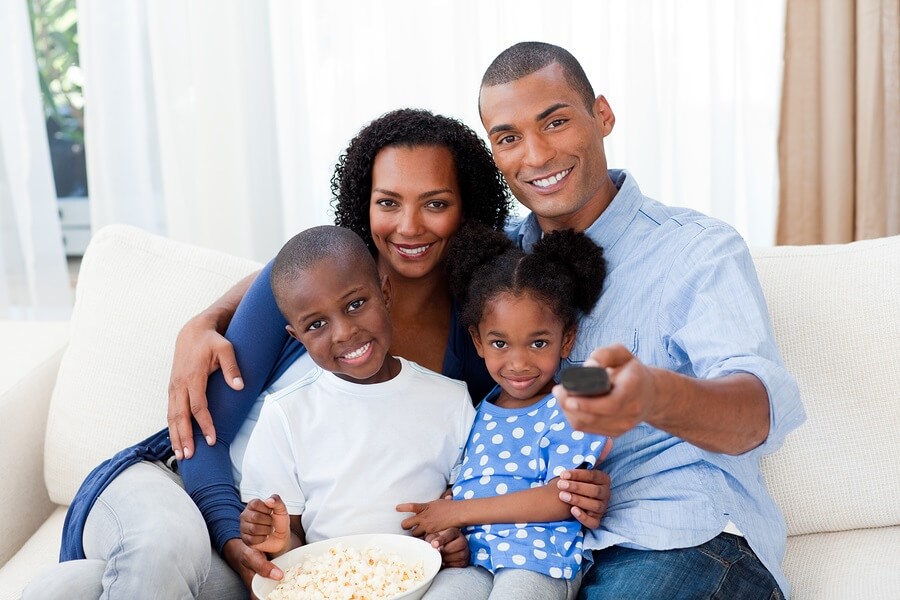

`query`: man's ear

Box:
[380,274,392,310]
[285,323,300,342]
[593,95,615,137]
[469,326,486,358]
[560,327,577,359]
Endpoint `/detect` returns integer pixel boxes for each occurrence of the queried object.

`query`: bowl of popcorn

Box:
[251,533,442,600]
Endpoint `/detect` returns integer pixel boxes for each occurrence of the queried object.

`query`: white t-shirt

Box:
[240,357,475,543]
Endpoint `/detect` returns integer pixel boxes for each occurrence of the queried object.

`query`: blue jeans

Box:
[22,461,245,600]
[578,533,784,600]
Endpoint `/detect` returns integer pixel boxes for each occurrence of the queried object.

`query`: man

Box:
[478,41,804,599]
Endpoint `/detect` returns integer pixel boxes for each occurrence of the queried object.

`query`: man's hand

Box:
[241,496,291,555]
[425,528,469,568]
[556,438,613,528]
[554,344,656,437]
[167,316,244,460]
[222,538,283,591]
[397,499,459,537]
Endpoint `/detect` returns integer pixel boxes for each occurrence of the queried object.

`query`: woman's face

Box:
[369,145,463,281]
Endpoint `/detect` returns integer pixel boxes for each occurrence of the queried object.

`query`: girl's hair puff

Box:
[446,222,606,332]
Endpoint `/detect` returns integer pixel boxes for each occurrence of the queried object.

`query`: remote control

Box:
[560,366,611,396]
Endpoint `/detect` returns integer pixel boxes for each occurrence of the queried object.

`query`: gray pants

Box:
[424,565,582,600]
[22,461,246,600]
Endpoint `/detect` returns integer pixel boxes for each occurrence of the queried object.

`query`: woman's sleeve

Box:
[179,259,297,553]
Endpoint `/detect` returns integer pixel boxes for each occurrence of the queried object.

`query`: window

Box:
[28,0,89,256]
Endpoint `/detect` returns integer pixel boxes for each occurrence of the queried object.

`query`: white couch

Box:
[1,224,898,599]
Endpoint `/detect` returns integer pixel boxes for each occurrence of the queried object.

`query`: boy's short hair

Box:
[271,225,379,317]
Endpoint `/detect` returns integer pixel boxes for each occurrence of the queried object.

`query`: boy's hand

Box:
[396,499,458,537]
[241,495,291,554]
[425,528,469,568]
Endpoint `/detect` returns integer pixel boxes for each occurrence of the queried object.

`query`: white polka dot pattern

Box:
[454,390,606,579]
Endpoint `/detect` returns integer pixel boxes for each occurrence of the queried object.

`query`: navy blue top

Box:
[60,260,492,561]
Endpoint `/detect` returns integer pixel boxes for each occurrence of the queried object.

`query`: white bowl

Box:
[251,533,442,600]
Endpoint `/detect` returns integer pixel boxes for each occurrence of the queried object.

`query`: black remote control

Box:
[560,366,611,396]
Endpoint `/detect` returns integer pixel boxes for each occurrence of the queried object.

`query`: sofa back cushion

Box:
[44,225,261,505]
[753,235,900,536]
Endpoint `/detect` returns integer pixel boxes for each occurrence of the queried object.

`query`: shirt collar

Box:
[514,169,644,252]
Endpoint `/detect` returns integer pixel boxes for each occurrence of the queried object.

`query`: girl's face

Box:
[470,291,576,407]
[369,145,464,281]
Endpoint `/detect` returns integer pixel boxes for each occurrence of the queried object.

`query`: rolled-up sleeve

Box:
[658,224,806,456]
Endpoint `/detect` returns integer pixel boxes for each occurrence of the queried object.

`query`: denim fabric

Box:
[425,565,583,600]
[24,462,245,600]
[578,533,783,600]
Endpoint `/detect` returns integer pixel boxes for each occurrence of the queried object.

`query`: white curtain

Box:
[79,0,785,262]
[0,0,73,319]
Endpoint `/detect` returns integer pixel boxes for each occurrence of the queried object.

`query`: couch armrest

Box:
[0,321,69,566]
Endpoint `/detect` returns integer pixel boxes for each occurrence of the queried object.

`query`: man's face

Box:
[479,63,615,233]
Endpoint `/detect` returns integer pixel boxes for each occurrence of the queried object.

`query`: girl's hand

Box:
[425,528,469,568]
[241,495,291,554]
[396,499,458,537]
[556,437,613,529]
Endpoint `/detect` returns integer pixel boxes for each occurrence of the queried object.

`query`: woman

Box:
[28,109,609,599]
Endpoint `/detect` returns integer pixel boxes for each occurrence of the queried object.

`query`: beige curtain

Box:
[778,0,900,244]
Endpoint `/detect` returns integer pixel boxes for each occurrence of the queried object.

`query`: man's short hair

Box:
[270,225,378,316]
[480,41,596,113]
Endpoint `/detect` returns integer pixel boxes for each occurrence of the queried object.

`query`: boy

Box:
[239,225,475,558]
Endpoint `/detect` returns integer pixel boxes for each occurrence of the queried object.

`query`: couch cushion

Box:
[0,507,67,600]
[43,225,261,505]
[752,235,900,536]
[783,526,900,599]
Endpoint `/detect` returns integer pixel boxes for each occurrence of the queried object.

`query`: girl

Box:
[398,222,609,600]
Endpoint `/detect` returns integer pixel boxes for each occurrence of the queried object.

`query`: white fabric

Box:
[0,321,68,566]
[0,0,72,319]
[753,235,900,536]
[783,527,900,600]
[43,224,261,505]
[229,351,317,485]
[0,507,68,600]
[240,358,475,543]
[77,0,783,261]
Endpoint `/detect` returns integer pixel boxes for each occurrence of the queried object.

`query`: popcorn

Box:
[268,543,426,600]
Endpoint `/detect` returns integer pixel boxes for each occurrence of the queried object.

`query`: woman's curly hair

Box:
[330,108,512,253]
[446,222,606,332]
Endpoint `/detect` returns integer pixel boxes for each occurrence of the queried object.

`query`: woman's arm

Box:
[178,261,296,573]
[168,269,259,459]
[397,479,570,535]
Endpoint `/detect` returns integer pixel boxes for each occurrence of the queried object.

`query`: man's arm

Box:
[555,346,770,456]
[168,270,259,459]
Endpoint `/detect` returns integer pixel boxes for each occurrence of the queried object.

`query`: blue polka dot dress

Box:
[453,387,607,579]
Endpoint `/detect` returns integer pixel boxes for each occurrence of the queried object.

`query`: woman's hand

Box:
[556,438,613,529]
[167,314,244,460]
[425,528,469,568]
[222,538,283,591]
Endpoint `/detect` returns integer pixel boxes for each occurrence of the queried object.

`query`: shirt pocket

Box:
[563,325,639,369]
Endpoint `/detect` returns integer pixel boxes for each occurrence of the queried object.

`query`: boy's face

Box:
[283,256,394,384]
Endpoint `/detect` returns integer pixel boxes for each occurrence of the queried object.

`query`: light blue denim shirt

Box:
[509,169,805,596]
